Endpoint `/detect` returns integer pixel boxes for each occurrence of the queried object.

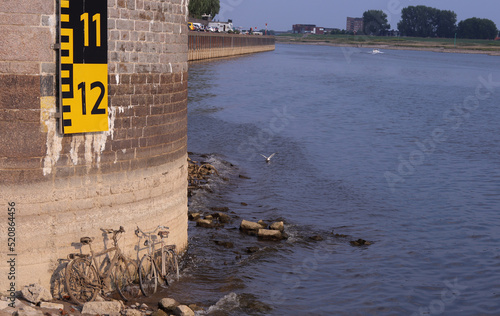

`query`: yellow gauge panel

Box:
[60,0,108,134]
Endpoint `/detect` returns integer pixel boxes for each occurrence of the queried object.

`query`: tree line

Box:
[362,6,498,40]
[188,0,220,19]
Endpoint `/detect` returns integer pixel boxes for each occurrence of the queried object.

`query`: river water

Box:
[170,44,500,315]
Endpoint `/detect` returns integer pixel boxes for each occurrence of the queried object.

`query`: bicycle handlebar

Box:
[101,226,125,234]
[99,226,125,246]
[135,225,169,237]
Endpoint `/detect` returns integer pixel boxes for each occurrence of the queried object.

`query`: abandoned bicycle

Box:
[135,225,179,296]
[64,226,140,304]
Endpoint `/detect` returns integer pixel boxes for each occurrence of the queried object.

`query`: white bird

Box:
[260,153,277,163]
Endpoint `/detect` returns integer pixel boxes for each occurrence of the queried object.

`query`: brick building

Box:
[346,17,364,33]
[312,27,325,35]
[292,24,316,34]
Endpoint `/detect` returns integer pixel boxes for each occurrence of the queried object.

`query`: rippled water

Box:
[173,44,500,315]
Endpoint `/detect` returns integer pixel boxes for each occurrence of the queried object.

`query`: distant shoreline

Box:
[276,38,500,56]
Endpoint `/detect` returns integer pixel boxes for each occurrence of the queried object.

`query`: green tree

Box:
[436,10,457,38]
[363,10,390,35]
[188,0,220,19]
[398,6,439,37]
[458,18,498,39]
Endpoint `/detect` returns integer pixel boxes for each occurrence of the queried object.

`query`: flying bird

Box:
[260,153,277,163]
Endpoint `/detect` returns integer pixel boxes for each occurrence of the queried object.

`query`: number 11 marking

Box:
[80,13,101,47]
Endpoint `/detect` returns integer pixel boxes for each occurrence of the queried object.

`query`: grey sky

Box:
[217,0,500,32]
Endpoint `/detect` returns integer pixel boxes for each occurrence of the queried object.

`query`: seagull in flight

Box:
[260,153,277,163]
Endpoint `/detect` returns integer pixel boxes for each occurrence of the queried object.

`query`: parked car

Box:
[192,23,204,31]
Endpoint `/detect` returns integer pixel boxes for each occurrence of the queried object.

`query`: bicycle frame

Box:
[135,225,173,294]
[66,226,141,304]
[87,242,122,287]
[78,228,126,291]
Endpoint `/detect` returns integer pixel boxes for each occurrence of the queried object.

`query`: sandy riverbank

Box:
[276,38,500,56]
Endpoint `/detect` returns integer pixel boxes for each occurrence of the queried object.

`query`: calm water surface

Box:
[171,44,500,315]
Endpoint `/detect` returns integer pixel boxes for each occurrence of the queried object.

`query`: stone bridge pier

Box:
[0,0,189,296]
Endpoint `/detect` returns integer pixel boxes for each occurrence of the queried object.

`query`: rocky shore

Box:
[0,283,198,316]
[1,154,374,316]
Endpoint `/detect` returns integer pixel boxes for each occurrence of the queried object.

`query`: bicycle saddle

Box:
[80,237,94,244]
[158,231,169,238]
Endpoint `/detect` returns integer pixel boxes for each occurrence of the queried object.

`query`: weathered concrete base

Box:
[0,157,187,296]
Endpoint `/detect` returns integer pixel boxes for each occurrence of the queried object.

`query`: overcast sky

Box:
[217,0,500,32]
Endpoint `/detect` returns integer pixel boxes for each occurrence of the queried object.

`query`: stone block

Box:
[174,305,194,316]
[240,220,262,233]
[81,300,123,316]
[270,221,284,232]
[39,302,64,310]
[21,283,52,304]
[158,297,179,312]
[257,229,282,241]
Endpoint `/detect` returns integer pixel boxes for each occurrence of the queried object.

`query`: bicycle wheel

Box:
[138,255,158,296]
[114,256,140,301]
[65,257,99,304]
[163,249,179,286]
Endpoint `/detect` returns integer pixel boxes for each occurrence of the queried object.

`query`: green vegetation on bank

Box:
[359,6,498,40]
[398,6,458,38]
[276,33,500,53]
[188,0,220,19]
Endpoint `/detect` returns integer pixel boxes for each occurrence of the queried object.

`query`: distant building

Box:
[346,17,363,33]
[324,28,341,34]
[312,27,325,35]
[293,24,316,34]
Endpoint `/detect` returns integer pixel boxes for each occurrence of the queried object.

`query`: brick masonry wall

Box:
[0,0,189,295]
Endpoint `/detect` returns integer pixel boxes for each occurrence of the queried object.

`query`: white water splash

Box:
[196,292,240,315]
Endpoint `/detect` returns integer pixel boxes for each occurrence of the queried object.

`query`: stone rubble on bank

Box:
[349,238,372,246]
[240,220,287,241]
[0,283,195,316]
[187,156,220,197]
[39,302,65,310]
[21,284,52,305]
[158,298,194,316]
[81,300,124,315]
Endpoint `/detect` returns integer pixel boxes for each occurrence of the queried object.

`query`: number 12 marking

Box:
[78,81,106,115]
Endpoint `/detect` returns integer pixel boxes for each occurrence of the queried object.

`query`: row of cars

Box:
[188,21,234,33]
[188,22,216,32]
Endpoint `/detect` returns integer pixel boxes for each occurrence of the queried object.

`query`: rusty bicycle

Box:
[64,226,140,304]
[135,225,179,296]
